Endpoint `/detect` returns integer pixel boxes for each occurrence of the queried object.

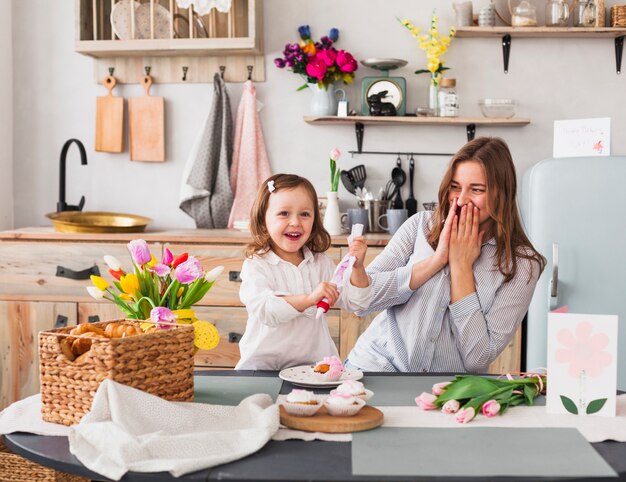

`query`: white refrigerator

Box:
[522,156,626,390]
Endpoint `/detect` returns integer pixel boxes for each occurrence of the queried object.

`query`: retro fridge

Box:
[522,156,626,390]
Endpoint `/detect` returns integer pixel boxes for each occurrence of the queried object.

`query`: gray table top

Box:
[4,371,626,482]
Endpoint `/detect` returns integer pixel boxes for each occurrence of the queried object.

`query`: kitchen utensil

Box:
[348,165,367,189]
[405,155,417,216]
[46,211,151,233]
[391,156,406,209]
[478,99,518,119]
[129,75,165,162]
[340,170,357,194]
[279,405,383,434]
[95,75,124,153]
[358,199,391,233]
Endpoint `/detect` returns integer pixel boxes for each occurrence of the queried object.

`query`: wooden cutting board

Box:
[129,75,164,162]
[279,405,384,433]
[95,75,124,153]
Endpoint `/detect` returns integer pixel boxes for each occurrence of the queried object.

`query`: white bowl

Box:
[478,99,518,119]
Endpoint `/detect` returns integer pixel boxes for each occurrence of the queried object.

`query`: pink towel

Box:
[228,81,272,228]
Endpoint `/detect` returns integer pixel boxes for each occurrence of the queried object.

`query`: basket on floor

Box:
[0,436,88,482]
[611,5,626,26]
[39,319,195,426]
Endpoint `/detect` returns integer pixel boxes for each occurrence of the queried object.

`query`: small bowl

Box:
[478,98,518,119]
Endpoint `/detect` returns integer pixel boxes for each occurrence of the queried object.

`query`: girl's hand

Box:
[449,203,484,270]
[431,197,457,269]
[348,236,368,268]
[307,282,339,307]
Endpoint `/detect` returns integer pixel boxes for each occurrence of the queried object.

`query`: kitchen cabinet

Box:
[75,0,265,83]
[0,228,519,410]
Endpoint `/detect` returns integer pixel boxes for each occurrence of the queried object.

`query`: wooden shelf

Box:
[455,26,626,38]
[303,116,530,127]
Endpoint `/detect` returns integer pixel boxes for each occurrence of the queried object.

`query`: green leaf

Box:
[586,398,607,415]
[436,376,499,403]
[523,384,536,406]
[560,395,578,414]
[414,69,431,75]
[296,83,308,91]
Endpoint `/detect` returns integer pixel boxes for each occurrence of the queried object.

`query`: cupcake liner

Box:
[356,388,374,402]
[282,396,324,417]
[324,397,366,417]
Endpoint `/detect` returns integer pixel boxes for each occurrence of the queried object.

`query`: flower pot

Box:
[323,191,343,236]
[308,83,338,116]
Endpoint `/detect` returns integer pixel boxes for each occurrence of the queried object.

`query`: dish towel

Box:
[180,73,234,228]
[66,379,278,481]
[227,80,272,228]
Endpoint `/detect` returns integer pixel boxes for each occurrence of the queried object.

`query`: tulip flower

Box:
[120,274,140,296]
[432,381,451,396]
[174,257,204,284]
[455,407,476,424]
[205,266,224,283]
[150,263,171,277]
[128,239,151,266]
[150,306,178,329]
[90,275,109,291]
[172,252,189,268]
[108,268,124,281]
[441,399,460,414]
[103,255,122,271]
[482,400,501,417]
[415,392,438,410]
[328,28,339,42]
[86,286,104,300]
[147,255,158,267]
[162,247,174,266]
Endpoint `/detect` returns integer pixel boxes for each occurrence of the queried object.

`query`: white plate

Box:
[135,3,172,40]
[110,0,140,40]
[279,365,364,387]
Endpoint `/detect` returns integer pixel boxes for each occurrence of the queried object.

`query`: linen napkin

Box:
[0,394,70,437]
[67,379,279,481]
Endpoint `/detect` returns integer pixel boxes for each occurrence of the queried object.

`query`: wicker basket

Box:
[39,319,195,426]
[0,437,88,482]
[611,5,626,26]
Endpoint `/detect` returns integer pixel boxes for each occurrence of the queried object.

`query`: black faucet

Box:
[57,139,87,212]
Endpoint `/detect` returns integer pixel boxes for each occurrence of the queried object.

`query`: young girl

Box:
[235,174,373,370]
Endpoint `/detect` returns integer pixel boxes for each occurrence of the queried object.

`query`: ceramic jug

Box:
[308,83,346,116]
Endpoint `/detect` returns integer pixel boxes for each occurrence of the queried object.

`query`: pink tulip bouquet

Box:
[415,373,547,423]
[87,239,223,351]
[274,25,358,90]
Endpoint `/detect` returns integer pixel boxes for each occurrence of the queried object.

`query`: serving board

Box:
[129,75,165,162]
[279,405,384,433]
[95,75,124,153]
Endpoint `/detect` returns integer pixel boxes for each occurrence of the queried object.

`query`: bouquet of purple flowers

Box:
[274,25,358,90]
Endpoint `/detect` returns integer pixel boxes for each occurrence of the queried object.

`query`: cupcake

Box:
[331,380,374,402]
[313,355,344,381]
[282,389,322,416]
[324,392,366,417]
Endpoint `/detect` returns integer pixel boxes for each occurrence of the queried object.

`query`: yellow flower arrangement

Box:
[399,10,456,87]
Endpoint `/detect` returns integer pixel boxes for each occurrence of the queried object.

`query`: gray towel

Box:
[180,73,234,228]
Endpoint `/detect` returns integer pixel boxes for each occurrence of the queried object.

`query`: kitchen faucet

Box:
[57,138,87,212]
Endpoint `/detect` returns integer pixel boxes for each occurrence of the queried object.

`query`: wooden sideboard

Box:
[0,227,520,410]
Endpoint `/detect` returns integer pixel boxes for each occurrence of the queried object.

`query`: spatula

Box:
[405,154,418,216]
[95,75,123,153]
[340,170,357,194]
[129,75,165,162]
[348,164,367,189]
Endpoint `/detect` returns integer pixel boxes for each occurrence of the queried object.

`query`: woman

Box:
[347,137,545,372]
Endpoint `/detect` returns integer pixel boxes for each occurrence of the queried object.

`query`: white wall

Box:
[11,0,626,229]
[0,0,13,229]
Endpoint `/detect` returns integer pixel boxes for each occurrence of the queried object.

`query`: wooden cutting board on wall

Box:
[129,75,165,162]
[95,76,124,153]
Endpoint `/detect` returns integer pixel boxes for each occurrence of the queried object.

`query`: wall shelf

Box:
[455,26,626,74]
[303,115,531,153]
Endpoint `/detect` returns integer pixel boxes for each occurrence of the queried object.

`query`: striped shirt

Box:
[347,211,540,373]
[236,247,374,370]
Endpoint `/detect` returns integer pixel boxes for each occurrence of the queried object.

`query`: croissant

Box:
[69,323,105,337]
[104,322,142,338]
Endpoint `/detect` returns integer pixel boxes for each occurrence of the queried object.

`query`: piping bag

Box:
[315,223,364,319]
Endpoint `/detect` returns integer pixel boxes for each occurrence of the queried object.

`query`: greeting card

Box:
[546,313,618,416]
[553,117,611,158]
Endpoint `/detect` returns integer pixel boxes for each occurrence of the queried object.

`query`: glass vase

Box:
[323,191,343,235]
[428,76,439,116]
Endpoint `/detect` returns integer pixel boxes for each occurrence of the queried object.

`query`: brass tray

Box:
[46,211,152,233]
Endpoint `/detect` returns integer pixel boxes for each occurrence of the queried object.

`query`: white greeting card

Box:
[547,313,618,416]
[553,117,611,158]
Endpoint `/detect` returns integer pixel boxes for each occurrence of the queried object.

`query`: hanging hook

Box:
[219,65,226,79]
[182,66,188,82]
[144,66,151,76]
[247,65,253,81]
[108,67,115,76]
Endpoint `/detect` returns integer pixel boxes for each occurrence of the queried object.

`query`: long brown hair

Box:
[427,137,546,282]
[245,173,331,258]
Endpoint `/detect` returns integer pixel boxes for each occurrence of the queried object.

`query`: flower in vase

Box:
[329,148,341,192]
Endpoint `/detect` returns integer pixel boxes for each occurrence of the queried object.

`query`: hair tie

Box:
[267,180,276,193]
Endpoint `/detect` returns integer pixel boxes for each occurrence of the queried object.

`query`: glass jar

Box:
[437,78,459,117]
[573,0,597,26]
[546,0,570,26]
[511,0,538,26]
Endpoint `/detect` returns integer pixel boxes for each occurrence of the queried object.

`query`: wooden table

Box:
[4,371,626,481]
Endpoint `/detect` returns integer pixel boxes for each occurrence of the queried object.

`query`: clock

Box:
[360,58,407,116]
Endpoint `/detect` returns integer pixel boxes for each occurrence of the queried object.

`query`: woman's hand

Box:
[307,282,339,307]
[431,197,457,269]
[349,236,367,268]
[449,203,484,271]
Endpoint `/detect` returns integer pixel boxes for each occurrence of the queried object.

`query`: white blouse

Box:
[236,247,373,370]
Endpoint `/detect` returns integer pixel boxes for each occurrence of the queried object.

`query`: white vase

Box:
[308,83,337,116]
[323,191,343,236]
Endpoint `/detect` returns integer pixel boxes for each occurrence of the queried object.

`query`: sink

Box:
[46,211,152,233]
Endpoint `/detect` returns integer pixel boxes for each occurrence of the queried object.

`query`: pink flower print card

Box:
[547,313,618,416]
